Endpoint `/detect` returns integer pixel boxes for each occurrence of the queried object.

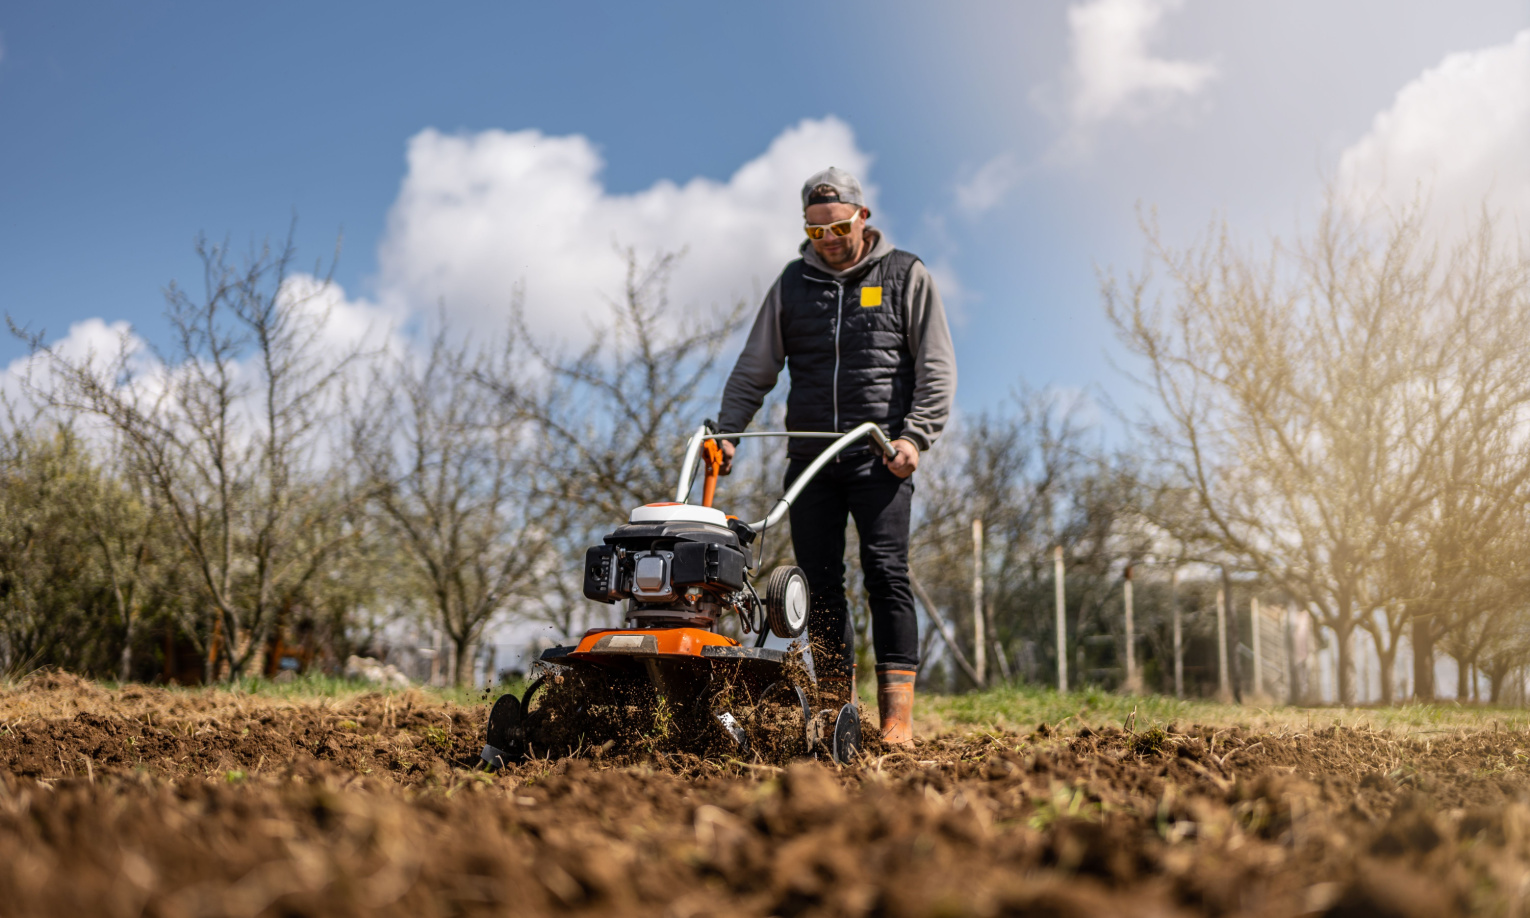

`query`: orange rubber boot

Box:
[877,669,916,746]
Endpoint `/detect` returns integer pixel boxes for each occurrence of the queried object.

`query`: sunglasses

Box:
[804,211,862,240]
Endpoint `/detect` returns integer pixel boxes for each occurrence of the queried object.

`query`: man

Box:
[716,167,956,746]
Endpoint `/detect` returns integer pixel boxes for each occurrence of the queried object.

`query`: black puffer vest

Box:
[779,249,920,461]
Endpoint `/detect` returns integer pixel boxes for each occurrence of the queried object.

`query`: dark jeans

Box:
[785,452,918,679]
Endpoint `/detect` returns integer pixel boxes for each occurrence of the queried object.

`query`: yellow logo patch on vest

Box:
[860,286,883,307]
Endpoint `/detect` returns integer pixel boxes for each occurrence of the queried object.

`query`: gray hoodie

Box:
[718,228,957,451]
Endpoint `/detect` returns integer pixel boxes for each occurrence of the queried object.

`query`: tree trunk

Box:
[1489,665,1509,704]
[118,609,136,684]
[1335,618,1356,705]
[1456,654,1470,701]
[1376,642,1396,706]
[452,636,470,687]
[1412,613,1435,702]
[225,636,243,680]
[101,539,138,684]
[203,623,217,685]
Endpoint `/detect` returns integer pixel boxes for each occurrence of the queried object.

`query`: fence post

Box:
[1251,596,1264,699]
[1124,565,1139,693]
[1216,586,1232,702]
[972,519,986,688]
[1172,566,1183,698]
[1055,545,1068,693]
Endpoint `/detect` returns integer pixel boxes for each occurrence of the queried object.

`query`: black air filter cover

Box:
[582,545,623,603]
[671,540,747,591]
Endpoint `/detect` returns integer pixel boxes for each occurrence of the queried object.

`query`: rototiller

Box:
[480,421,898,766]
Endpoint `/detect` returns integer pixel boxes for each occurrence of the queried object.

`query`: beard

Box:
[815,234,861,267]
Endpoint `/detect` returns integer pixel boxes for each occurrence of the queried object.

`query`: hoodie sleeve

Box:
[900,261,957,451]
[717,277,787,437]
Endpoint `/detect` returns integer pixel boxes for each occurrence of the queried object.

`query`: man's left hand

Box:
[883,438,919,478]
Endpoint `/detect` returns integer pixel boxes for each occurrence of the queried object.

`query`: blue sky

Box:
[3,1,1528,426]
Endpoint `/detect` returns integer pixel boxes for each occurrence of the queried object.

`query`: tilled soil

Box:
[3,673,1530,917]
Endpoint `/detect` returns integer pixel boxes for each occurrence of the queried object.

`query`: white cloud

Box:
[376,117,874,338]
[1338,29,1530,238]
[1065,0,1216,126]
[954,153,1024,216]
[1,318,144,410]
[4,276,394,399]
[277,273,400,358]
[9,118,883,431]
[1,279,396,465]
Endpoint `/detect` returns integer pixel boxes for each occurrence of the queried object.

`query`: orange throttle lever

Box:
[701,438,724,508]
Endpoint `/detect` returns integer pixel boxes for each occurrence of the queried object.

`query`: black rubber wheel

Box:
[520,675,547,715]
[481,692,524,769]
[831,703,861,765]
[764,565,810,639]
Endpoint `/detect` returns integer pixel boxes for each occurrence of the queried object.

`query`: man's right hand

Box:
[719,439,736,475]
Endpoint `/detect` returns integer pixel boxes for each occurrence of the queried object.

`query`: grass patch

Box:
[1130,725,1170,755]
[909,682,1530,737]
[916,683,1235,733]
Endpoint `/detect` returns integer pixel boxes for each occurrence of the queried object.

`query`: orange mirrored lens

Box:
[804,215,857,240]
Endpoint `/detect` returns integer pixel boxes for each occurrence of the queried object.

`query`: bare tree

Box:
[487,249,748,637]
[23,230,367,680]
[1106,198,1530,703]
[911,390,1149,689]
[81,444,164,682]
[355,321,549,685]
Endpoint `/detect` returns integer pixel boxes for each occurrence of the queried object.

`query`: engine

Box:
[582,502,755,628]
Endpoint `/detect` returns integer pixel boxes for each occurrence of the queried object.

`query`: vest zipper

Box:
[832,280,843,460]
[803,272,852,462]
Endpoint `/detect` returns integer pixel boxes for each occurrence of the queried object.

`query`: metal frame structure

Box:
[672,422,898,531]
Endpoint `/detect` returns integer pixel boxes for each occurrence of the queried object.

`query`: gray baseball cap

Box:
[801,167,865,209]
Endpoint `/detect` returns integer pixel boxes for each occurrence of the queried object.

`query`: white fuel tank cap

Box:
[628,502,729,526]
